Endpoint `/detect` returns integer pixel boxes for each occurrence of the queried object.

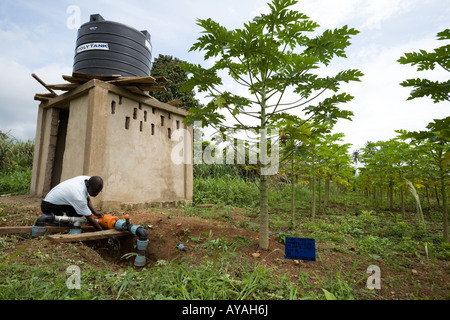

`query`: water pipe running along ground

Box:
[32,213,148,267]
[32,213,86,235]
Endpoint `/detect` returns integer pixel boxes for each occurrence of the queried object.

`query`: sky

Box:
[0,0,448,152]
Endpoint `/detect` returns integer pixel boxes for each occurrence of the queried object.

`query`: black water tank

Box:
[73,14,152,77]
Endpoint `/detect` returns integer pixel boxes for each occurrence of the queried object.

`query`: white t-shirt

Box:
[44,176,92,216]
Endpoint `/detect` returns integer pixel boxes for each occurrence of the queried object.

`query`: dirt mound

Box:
[124,209,281,266]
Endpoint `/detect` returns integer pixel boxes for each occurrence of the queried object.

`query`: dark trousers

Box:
[41,200,80,217]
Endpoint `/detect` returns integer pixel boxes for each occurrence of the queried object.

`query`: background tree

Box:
[181,0,362,249]
[150,54,201,108]
[397,117,450,242]
[274,113,312,227]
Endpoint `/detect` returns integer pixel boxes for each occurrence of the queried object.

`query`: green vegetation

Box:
[0,131,34,195]
[1,177,448,299]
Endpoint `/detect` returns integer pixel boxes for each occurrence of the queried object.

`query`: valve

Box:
[97,214,119,229]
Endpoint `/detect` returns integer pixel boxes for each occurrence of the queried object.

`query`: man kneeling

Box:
[40,176,105,231]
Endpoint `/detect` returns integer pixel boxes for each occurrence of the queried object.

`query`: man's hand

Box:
[87,198,104,218]
[86,214,103,231]
[94,210,105,218]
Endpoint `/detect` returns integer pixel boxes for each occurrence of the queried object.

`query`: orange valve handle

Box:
[97,214,119,229]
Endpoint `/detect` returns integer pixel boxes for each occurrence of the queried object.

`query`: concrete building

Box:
[30,77,193,209]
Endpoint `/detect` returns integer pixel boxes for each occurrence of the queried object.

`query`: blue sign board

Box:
[285,237,316,261]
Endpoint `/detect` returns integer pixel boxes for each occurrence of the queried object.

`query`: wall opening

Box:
[125,116,130,130]
[160,115,164,126]
[111,101,116,114]
[51,109,69,188]
[168,128,171,139]
[151,123,155,135]
[133,108,138,119]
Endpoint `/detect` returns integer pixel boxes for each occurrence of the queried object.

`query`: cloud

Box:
[358,0,418,30]
[0,56,39,140]
[297,0,422,31]
[331,32,449,150]
[0,54,72,141]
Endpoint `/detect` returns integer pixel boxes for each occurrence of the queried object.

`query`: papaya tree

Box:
[397,29,449,103]
[181,0,362,249]
[316,132,352,207]
[397,116,450,242]
[274,114,313,227]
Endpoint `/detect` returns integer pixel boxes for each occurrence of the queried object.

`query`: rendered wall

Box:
[101,91,192,206]
[30,80,193,209]
[59,94,89,181]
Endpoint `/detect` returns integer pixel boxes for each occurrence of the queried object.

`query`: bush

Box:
[0,132,34,172]
[0,169,32,194]
[0,131,34,195]
[193,175,259,207]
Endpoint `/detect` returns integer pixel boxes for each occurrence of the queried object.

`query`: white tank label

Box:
[145,40,152,51]
[76,42,109,53]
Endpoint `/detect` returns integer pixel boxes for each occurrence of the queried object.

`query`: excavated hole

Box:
[85,235,147,266]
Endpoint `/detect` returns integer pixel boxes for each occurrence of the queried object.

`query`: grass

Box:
[0,248,300,300]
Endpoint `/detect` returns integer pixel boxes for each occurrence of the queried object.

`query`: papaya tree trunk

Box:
[291,157,295,228]
[318,177,322,211]
[401,185,405,219]
[259,87,269,250]
[441,170,448,242]
[325,178,330,207]
[312,169,316,218]
[389,180,394,212]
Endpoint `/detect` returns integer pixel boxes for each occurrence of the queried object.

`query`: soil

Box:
[1,194,449,300]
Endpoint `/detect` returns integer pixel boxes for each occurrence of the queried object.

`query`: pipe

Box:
[32,213,55,237]
[134,226,148,267]
[114,216,148,267]
[34,213,55,226]
[32,213,86,237]
[53,214,86,234]
[54,214,86,225]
